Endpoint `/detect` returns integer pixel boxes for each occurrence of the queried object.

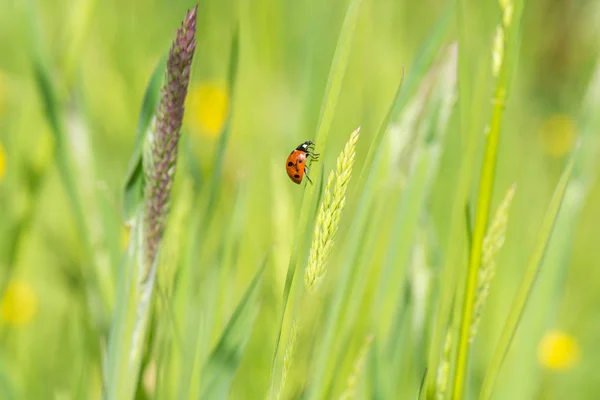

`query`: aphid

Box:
[286,140,320,184]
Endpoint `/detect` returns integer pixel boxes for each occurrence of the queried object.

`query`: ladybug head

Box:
[296,140,315,152]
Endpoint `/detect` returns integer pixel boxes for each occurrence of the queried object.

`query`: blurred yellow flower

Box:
[538,114,577,158]
[187,81,229,138]
[537,329,580,370]
[0,141,6,181]
[0,280,37,326]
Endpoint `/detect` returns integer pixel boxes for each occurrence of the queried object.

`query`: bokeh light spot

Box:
[538,329,580,370]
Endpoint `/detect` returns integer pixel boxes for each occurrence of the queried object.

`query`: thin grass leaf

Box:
[451,0,524,396]
[417,367,428,400]
[177,179,249,400]
[214,179,248,335]
[423,2,502,395]
[156,201,205,399]
[465,202,474,255]
[372,42,456,339]
[479,149,577,400]
[122,55,167,223]
[103,211,148,400]
[355,1,454,190]
[527,62,600,331]
[175,266,221,400]
[28,0,115,320]
[28,2,85,250]
[267,0,364,395]
[197,260,266,399]
[204,25,240,224]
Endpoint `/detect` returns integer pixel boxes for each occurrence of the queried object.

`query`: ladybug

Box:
[286,140,320,184]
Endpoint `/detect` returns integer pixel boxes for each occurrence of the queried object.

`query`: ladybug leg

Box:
[306,142,320,160]
[305,171,313,185]
[308,151,320,162]
[304,165,314,185]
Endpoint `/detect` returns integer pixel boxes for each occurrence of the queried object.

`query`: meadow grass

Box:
[0,0,598,399]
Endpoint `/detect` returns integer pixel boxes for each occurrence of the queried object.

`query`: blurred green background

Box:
[0,0,599,398]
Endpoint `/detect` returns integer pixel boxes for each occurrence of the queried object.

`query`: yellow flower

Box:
[0,141,6,181]
[537,329,580,370]
[538,114,577,158]
[186,81,229,138]
[0,280,37,326]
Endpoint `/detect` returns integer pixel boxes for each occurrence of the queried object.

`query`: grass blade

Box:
[28,0,115,320]
[479,149,577,400]
[267,0,364,396]
[203,25,240,225]
[103,211,151,400]
[451,0,524,396]
[198,259,266,399]
[356,1,454,189]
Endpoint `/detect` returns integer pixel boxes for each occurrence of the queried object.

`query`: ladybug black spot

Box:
[298,159,303,163]
[287,162,294,167]
[294,174,300,179]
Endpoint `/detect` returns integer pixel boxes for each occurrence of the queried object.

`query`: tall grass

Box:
[1,0,598,399]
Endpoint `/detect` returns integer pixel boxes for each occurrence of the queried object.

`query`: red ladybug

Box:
[286,140,320,184]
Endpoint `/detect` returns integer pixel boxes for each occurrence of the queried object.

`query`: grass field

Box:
[0,0,599,399]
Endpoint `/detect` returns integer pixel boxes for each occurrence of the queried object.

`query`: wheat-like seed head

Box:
[304,127,360,293]
[470,183,517,342]
[277,320,299,400]
[339,334,374,400]
[435,330,453,400]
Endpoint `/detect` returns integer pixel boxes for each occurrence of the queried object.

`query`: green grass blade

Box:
[312,0,363,155]
[29,21,82,232]
[122,55,167,222]
[451,1,524,396]
[197,259,266,399]
[479,151,577,400]
[417,367,428,400]
[103,211,154,400]
[450,78,503,400]
[28,0,115,319]
[204,25,240,224]
[356,1,454,188]
[267,0,364,396]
